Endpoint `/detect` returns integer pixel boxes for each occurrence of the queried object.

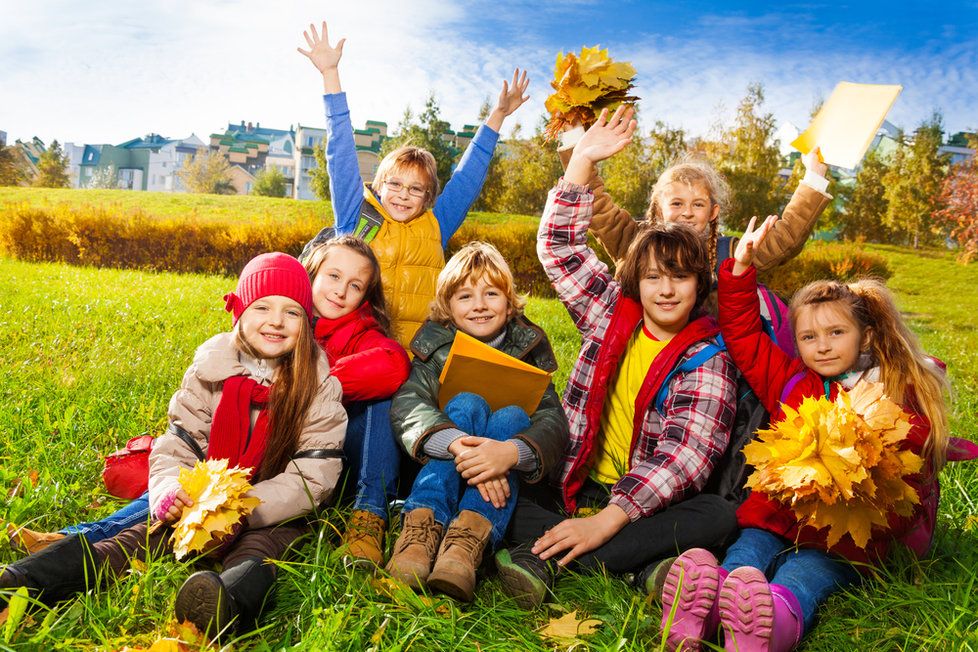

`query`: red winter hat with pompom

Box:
[223,252,313,325]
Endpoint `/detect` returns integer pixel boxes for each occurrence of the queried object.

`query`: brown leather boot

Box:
[385,509,443,589]
[341,510,386,568]
[5,523,66,555]
[427,510,493,602]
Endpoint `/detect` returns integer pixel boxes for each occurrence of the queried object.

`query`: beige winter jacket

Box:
[557,149,831,272]
[148,332,347,529]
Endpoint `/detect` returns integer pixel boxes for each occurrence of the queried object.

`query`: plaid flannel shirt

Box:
[537,178,737,521]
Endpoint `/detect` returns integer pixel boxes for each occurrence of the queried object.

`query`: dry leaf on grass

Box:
[172,459,260,559]
[538,610,602,642]
[744,380,921,549]
[544,45,638,141]
[119,620,213,652]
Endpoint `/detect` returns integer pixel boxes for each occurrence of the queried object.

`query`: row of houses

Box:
[4,117,481,200]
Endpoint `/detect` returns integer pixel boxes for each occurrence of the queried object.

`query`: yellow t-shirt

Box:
[590,324,669,485]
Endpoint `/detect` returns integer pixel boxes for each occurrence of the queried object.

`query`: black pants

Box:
[93,521,307,580]
[506,480,737,574]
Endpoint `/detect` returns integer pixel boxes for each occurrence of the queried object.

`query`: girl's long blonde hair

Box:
[789,279,950,473]
[235,315,322,482]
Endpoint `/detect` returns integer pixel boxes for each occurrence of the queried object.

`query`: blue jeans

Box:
[342,399,401,521]
[403,393,530,545]
[61,491,150,543]
[721,528,862,633]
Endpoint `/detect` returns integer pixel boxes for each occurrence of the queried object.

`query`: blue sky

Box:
[1,1,976,148]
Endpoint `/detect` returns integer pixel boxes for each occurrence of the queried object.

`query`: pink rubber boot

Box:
[718,567,802,652]
[660,548,728,651]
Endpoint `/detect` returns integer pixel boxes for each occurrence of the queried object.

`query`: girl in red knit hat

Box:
[0,252,348,642]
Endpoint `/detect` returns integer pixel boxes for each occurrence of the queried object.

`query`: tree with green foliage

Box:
[602,119,688,217]
[33,140,70,188]
[252,166,288,197]
[0,145,27,186]
[472,98,503,211]
[88,164,118,190]
[711,83,782,229]
[883,115,949,247]
[309,140,331,201]
[835,149,892,241]
[179,151,235,195]
[494,119,563,216]
[379,94,459,191]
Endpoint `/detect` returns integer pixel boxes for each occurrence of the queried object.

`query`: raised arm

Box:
[557,127,639,263]
[434,69,530,245]
[298,20,363,231]
[749,147,832,272]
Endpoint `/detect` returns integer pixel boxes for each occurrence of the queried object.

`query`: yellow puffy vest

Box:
[362,189,444,349]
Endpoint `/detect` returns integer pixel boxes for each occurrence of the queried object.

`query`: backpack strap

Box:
[654,336,726,414]
[779,370,807,405]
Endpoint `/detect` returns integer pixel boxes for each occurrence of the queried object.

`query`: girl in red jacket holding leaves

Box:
[301,234,411,567]
[659,216,956,652]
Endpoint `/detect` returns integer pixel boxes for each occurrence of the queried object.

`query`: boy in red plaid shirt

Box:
[495,107,738,609]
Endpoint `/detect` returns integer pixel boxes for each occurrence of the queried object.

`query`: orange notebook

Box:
[437,331,552,416]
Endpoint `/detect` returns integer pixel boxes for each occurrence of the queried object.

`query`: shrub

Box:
[759,241,892,299]
[0,203,323,276]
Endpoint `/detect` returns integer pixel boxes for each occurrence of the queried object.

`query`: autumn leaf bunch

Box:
[544,45,638,141]
[743,380,923,549]
[172,459,260,559]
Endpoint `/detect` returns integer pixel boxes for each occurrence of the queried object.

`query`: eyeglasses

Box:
[384,179,427,198]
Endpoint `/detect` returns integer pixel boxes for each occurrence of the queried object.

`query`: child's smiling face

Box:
[379,167,429,222]
[311,245,373,320]
[657,181,719,235]
[794,301,870,378]
[237,295,305,359]
[639,254,698,340]
[448,274,511,341]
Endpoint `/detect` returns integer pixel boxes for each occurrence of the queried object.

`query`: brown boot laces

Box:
[396,520,441,557]
[345,512,384,545]
[441,528,483,558]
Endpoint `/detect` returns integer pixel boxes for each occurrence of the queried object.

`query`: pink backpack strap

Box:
[779,370,807,405]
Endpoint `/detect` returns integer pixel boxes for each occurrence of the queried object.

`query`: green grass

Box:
[1,247,977,650]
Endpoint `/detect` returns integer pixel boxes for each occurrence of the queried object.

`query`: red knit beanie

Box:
[223,252,313,325]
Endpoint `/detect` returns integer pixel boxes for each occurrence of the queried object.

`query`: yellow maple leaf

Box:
[172,460,260,559]
[538,609,602,642]
[743,380,922,550]
[544,45,639,141]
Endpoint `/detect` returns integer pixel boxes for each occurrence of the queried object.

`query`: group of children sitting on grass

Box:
[2,19,974,652]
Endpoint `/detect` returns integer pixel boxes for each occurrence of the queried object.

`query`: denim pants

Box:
[61,491,150,543]
[403,393,530,545]
[342,399,401,521]
[721,527,862,633]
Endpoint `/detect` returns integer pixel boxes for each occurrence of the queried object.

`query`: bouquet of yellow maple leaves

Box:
[544,45,639,141]
[171,459,261,560]
[742,380,922,549]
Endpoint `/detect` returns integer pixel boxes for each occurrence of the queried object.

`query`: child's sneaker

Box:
[636,555,677,602]
[5,523,66,555]
[717,567,802,652]
[660,548,723,651]
[341,510,386,568]
[385,508,443,589]
[494,543,555,609]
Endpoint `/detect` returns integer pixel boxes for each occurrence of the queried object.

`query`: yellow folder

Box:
[437,330,552,416]
[791,81,902,170]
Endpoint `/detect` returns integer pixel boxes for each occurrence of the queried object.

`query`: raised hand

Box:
[297,21,345,92]
[564,105,637,185]
[487,69,530,132]
[732,214,778,275]
[803,145,828,178]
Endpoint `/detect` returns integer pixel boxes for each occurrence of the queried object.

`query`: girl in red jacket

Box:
[302,234,411,566]
[659,216,952,652]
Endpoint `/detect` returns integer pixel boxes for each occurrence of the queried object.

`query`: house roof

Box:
[227,123,295,139]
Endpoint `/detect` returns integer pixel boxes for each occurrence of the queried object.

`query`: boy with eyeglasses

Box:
[299,20,530,349]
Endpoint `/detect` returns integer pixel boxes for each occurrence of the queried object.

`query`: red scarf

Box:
[209,376,271,477]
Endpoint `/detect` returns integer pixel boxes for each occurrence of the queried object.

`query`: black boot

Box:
[174,558,274,640]
[0,534,98,609]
